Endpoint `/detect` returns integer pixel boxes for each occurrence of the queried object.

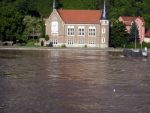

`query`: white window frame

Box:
[78,26,85,36]
[101,37,105,43]
[51,21,58,33]
[88,40,95,47]
[88,41,95,45]
[67,26,75,36]
[51,40,58,45]
[78,39,84,44]
[102,28,106,34]
[67,39,74,45]
[101,20,108,25]
[89,26,96,37]
[105,20,108,25]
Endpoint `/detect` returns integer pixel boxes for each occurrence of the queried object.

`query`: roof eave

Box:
[65,22,100,24]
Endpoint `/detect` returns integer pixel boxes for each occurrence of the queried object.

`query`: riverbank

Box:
[0,46,124,52]
[1,46,150,53]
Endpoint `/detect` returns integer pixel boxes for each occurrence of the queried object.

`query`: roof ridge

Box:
[57,9,102,24]
[57,9,101,11]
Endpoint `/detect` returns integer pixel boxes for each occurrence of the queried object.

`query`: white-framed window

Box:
[68,40,73,45]
[89,41,95,45]
[102,28,106,34]
[67,26,74,36]
[51,40,58,45]
[51,21,58,33]
[101,37,105,43]
[105,20,108,25]
[78,26,85,36]
[78,39,84,44]
[89,26,96,36]
[101,20,108,25]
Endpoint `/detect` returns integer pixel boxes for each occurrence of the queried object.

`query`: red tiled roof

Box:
[57,9,102,24]
[121,16,135,21]
[120,16,145,26]
[145,30,150,37]
[124,21,132,26]
[138,17,145,22]
[120,16,135,26]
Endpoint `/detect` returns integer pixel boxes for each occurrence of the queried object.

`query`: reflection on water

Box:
[0,50,150,113]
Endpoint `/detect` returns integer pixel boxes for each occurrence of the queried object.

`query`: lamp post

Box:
[141,42,143,49]
[32,28,35,39]
[135,28,137,49]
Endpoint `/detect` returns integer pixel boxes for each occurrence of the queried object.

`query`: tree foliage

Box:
[23,16,42,35]
[110,21,129,47]
[108,0,150,29]
[0,4,24,42]
[129,21,139,42]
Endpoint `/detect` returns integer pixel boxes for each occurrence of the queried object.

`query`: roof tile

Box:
[57,9,102,24]
[120,16,145,26]
[145,30,150,37]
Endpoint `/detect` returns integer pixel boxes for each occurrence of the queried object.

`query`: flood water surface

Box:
[0,50,150,113]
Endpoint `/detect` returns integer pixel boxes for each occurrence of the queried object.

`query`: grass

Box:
[125,42,150,49]
[24,39,37,47]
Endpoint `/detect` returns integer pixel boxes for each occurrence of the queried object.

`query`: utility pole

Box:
[33,28,35,39]
[135,27,137,49]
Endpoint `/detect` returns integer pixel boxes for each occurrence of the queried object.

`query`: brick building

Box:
[144,30,150,43]
[45,0,109,48]
[119,16,145,43]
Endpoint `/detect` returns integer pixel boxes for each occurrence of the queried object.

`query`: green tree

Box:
[110,21,129,47]
[0,4,24,42]
[15,0,40,16]
[40,19,46,38]
[129,20,139,42]
[23,15,42,40]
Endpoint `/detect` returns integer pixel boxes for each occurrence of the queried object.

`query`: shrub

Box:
[126,42,150,48]
[84,45,87,48]
[61,44,66,48]
[45,35,49,41]
[25,39,36,47]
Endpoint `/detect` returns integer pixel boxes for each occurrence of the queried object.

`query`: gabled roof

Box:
[145,30,150,37]
[119,16,145,26]
[57,9,102,24]
[136,17,145,22]
[120,16,133,21]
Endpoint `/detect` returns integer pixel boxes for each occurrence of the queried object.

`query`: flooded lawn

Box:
[0,50,150,113]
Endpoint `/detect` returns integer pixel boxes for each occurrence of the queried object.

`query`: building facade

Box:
[119,16,145,43]
[144,30,150,43]
[45,0,109,48]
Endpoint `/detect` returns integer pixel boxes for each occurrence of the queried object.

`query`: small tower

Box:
[53,0,56,9]
[100,0,109,48]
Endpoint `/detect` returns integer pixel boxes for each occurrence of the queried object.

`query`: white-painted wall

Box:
[144,37,150,43]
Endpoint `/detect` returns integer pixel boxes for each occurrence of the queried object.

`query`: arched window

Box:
[78,26,85,36]
[51,21,58,33]
[89,26,96,36]
[67,26,75,36]
[102,28,106,34]
[101,37,105,43]
[67,39,74,45]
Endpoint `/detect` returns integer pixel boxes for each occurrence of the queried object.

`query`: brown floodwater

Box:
[0,49,150,113]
